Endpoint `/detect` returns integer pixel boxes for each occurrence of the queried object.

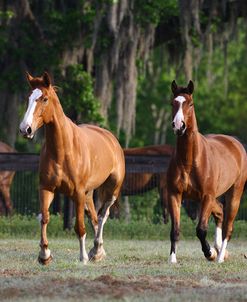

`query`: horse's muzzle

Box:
[172,121,186,136]
[19,125,33,139]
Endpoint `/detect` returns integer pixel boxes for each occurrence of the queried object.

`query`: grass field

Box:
[0,237,247,301]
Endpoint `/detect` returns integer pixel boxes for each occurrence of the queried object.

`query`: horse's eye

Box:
[43,97,48,103]
[190,103,194,107]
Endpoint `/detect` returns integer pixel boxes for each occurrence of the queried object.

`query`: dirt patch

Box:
[0,274,202,301]
[0,269,32,277]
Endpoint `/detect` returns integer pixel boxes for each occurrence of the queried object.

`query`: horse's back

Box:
[205,134,247,185]
[205,134,246,164]
[0,141,15,186]
[0,141,15,153]
[78,124,125,174]
[124,144,173,156]
[78,124,123,154]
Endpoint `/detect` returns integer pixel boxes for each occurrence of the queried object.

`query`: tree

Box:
[0,0,246,148]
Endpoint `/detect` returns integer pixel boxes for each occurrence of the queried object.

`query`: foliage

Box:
[131,21,247,146]
[194,22,247,140]
[134,0,178,27]
[57,65,104,125]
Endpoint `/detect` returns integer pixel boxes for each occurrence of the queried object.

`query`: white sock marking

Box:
[79,234,88,264]
[218,239,228,263]
[214,226,222,251]
[39,248,51,260]
[170,252,177,264]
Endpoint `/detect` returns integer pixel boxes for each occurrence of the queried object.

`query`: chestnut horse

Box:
[19,72,125,265]
[122,145,173,223]
[0,141,15,215]
[109,144,199,223]
[167,80,247,263]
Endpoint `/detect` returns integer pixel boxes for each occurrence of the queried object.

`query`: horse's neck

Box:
[44,99,72,162]
[176,112,200,169]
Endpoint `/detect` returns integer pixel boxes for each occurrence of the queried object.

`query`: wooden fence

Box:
[0,152,246,228]
[0,152,171,228]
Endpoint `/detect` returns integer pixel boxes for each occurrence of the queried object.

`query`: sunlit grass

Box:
[0,238,247,301]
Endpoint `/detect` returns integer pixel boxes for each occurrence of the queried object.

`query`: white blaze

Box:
[173,96,186,129]
[20,88,42,131]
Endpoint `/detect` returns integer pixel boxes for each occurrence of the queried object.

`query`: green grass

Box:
[0,238,247,301]
[0,214,247,240]
[0,215,247,301]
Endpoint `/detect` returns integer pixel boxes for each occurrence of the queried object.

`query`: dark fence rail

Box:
[0,153,39,171]
[0,153,170,173]
[0,152,246,225]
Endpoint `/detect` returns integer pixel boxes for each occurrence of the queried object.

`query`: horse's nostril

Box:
[172,122,175,128]
[181,122,186,130]
[27,127,32,135]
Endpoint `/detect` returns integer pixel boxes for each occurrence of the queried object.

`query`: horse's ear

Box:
[26,72,34,86]
[171,80,178,95]
[42,72,51,88]
[187,80,194,95]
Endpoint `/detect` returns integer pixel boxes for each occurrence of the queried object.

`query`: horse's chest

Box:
[175,169,201,198]
[40,160,74,193]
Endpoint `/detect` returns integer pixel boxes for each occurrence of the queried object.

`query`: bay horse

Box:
[0,141,15,215]
[109,144,199,223]
[19,72,125,265]
[167,80,247,263]
[122,145,173,223]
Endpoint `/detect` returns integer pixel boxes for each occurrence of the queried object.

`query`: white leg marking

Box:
[39,248,51,260]
[96,197,116,245]
[37,213,42,223]
[214,226,222,252]
[218,239,228,263]
[79,234,88,264]
[170,252,177,264]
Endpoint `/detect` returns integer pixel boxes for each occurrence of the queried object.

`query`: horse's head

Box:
[170,80,194,136]
[19,72,54,139]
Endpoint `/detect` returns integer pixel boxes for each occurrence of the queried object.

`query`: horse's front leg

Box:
[196,195,217,261]
[74,192,88,264]
[38,189,54,265]
[168,193,182,263]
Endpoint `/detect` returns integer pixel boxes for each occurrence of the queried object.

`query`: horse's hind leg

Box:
[211,199,224,254]
[1,185,13,216]
[196,195,218,261]
[89,178,121,261]
[218,184,244,263]
[85,191,98,237]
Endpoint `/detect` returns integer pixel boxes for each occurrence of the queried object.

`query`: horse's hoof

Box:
[89,247,106,262]
[80,255,89,265]
[207,247,217,261]
[38,254,53,265]
[224,249,229,260]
